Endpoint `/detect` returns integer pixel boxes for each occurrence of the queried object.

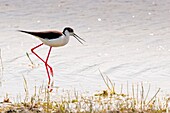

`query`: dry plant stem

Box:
[26,52,34,65]
[47,89,50,113]
[141,82,144,111]
[126,81,129,108]
[144,84,150,103]
[127,81,129,96]
[146,88,161,106]
[166,98,169,113]
[74,89,78,101]
[132,83,135,108]
[34,84,37,97]
[106,75,115,93]
[121,84,123,94]
[23,75,29,102]
[45,87,47,101]
[137,83,139,108]
[99,69,111,91]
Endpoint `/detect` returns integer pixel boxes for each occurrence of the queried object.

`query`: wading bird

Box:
[19,27,85,91]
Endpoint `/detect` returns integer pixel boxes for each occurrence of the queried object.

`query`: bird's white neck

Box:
[63,30,71,37]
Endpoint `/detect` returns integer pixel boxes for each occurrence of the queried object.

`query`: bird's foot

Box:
[47,78,54,92]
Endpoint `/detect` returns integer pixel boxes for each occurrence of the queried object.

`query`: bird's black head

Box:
[63,27,86,44]
[63,27,74,35]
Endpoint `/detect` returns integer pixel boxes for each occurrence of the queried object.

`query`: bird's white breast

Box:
[39,35,70,47]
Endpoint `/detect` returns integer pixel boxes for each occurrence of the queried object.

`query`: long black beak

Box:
[73,33,86,45]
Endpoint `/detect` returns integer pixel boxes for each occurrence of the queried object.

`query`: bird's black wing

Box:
[18,30,63,39]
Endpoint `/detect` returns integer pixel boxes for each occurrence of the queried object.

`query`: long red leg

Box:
[31,43,53,76]
[45,47,53,92]
[45,46,52,85]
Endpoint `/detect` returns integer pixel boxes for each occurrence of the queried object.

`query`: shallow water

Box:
[0,0,170,99]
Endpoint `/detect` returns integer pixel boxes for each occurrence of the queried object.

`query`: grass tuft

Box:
[0,70,169,113]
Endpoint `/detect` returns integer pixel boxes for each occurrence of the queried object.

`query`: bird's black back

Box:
[18,30,63,39]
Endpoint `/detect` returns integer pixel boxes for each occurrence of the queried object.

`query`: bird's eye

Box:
[69,28,74,32]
